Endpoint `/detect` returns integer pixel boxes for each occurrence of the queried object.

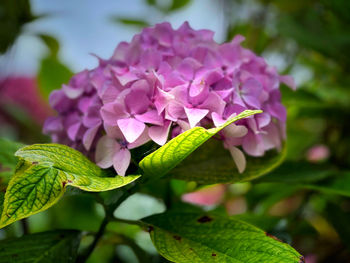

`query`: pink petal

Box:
[182,184,226,206]
[154,88,174,114]
[184,107,209,128]
[95,136,120,169]
[128,127,151,149]
[62,84,84,99]
[148,120,172,145]
[166,101,186,121]
[211,112,236,127]
[228,146,246,173]
[100,103,129,126]
[176,57,201,80]
[177,120,191,131]
[189,82,205,97]
[113,148,131,176]
[267,102,287,122]
[257,112,271,129]
[83,125,100,151]
[242,132,265,157]
[135,109,163,126]
[224,124,248,138]
[117,117,146,143]
[262,123,282,151]
[280,75,296,90]
[67,122,81,141]
[104,123,124,139]
[124,88,150,115]
[140,49,162,70]
[200,92,226,115]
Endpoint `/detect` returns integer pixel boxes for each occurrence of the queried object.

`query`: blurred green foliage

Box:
[0,0,36,53]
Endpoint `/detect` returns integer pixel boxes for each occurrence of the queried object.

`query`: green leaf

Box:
[142,212,302,263]
[139,110,262,180]
[0,138,24,170]
[15,143,109,178]
[113,17,149,27]
[0,230,81,263]
[0,144,141,228]
[38,34,59,57]
[169,0,192,11]
[38,57,72,100]
[170,139,286,184]
[0,192,4,216]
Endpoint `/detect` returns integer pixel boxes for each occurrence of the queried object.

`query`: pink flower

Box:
[182,184,226,206]
[307,144,330,162]
[44,22,294,176]
[0,77,52,124]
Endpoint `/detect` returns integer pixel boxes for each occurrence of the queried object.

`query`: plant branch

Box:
[78,180,144,262]
[77,217,109,263]
[111,216,147,228]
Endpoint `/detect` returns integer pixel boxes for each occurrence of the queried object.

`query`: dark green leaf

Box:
[142,212,302,263]
[170,139,286,184]
[0,230,81,263]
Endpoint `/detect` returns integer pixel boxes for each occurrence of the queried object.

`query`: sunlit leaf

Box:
[139,110,262,180]
[0,144,141,228]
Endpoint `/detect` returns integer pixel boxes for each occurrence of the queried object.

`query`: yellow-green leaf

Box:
[139,110,262,179]
[0,144,141,229]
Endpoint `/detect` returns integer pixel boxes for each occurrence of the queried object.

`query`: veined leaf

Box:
[0,144,141,228]
[142,212,303,263]
[15,143,109,178]
[170,139,286,184]
[0,230,81,263]
[139,110,262,179]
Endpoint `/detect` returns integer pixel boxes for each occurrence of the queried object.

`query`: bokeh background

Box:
[1,0,350,262]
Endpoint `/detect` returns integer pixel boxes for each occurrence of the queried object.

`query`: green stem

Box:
[111,217,147,228]
[20,218,29,235]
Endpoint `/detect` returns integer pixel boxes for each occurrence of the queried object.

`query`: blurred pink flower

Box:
[307,144,330,162]
[0,77,52,124]
[182,184,226,206]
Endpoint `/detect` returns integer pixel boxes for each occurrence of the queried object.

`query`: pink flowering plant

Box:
[0,23,303,262]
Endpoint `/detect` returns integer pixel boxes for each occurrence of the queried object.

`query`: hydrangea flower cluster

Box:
[44,22,295,176]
